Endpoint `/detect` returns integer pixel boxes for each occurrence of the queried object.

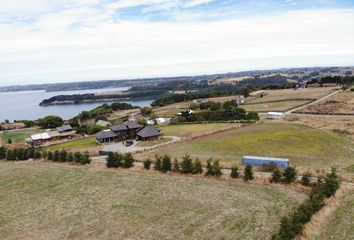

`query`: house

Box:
[28,129,75,146]
[56,124,72,133]
[95,130,118,143]
[111,122,142,141]
[267,112,284,119]
[96,120,111,127]
[242,156,289,168]
[136,126,161,141]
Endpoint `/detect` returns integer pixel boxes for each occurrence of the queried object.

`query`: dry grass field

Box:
[0,128,42,145]
[298,90,354,114]
[0,161,304,240]
[242,100,309,112]
[135,123,354,170]
[153,101,191,117]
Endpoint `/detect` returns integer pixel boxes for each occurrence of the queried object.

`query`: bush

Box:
[73,152,82,163]
[53,150,60,162]
[283,167,297,184]
[161,155,172,172]
[180,155,194,174]
[80,152,91,165]
[143,159,152,170]
[321,167,340,198]
[172,158,180,172]
[193,158,203,174]
[0,146,7,159]
[230,165,239,178]
[37,115,64,128]
[106,152,120,168]
[122,153,134,168]
[59,149,68,162]
[243,165,254,181]
[205,159,222,177]
[270,168,282,183]
[7,138,12,144]
[47,151,53,160]
[154,155,162,171]
[301,172,312,186]
[66,152,74,162]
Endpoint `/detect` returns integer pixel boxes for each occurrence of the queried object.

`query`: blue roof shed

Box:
[242,156,289,168]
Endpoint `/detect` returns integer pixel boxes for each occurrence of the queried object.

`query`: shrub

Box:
[80,152,91,165]
[59,149,68,162]
[193,158,203,174]
[143,159,152,170]
[34,149,42,159]
[73,152,82,163]
[53,150,60,162]
[230,165,239,178]
[270,168,282,183]
[301,172,312,186]
[47,151,53,160]
[154,155,162,171]
[321,167,340,198]
[283,167,297,184]
[107,152,118,168]
[122,153,134,168]
[180,155,194,174]
[0,147,7,159]
[161,155,172,172]
[205,159,222,177]
[7,138,12,144]
[66,152,74,162]
[243,165,254,181]
[172,158,180,172]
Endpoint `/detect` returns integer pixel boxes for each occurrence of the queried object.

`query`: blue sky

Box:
[0,0,354,85]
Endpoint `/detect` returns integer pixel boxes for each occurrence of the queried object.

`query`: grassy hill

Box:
[137,123,354,170]
[0,161,302,240]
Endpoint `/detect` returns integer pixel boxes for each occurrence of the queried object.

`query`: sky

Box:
[0,0,354,86]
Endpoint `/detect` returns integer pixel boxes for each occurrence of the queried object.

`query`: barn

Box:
[242,156,289,168]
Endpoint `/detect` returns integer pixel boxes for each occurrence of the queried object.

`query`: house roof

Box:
[111,122,142,132]
[31,130,60,140]
[95,130,117,140]
[56,125,72,132]
[126,122,142,129]
[136,126,161,138]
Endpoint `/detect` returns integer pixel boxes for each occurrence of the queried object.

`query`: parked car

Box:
[125,140,134,147]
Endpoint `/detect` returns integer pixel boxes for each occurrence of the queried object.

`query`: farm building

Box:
[95,130,118,143]
[267,112,284,119]
[28,128,75,146]
[242,156,289,168]
[56,124,73,133]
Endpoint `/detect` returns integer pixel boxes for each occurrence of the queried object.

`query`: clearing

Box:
[0,128,42,145]
[135,123,354,170]
[0,161,304,240]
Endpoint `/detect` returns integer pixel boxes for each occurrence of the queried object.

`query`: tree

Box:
[53,150,60,162]
[66,152,74,162]
[161,155,172,172]
[205,159,222,177]
[244,165,254,181]
[154,155,162,171]
[59,149,68,162]
[0,147,7,159]
[34,149,42,159]
[193,158,203,174]
[73,152,82,163]
[37,115,64,128]
[106,152,118,168]
[205,159,213,176]
[6,150,14,160]
[172,158,180,172]
[321,167,340,197]
[122,153,134,168]
[271,168,282,183]
[47,151,53,160]
[301,172,312,186]
[143,158,151,170]
[27,148,35,159]
[7,138,12,144]
[230,165,239,178]
[80,152,91,165]
[180,154,193,174]
[141,107,153,117]
[283,167,297,184]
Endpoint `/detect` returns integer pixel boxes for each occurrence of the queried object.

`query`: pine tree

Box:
[143,158,151,170]
[193,158,203,174]
[301,172,312,186]
[27,148,35,159]
[34,149,42,159]
[53,150,60,162]
[122,153,134,168]
[161,155,172,172]
[80,152,91,165]
[172,158,180,172]
[283,167,297,184]
[230,165,239,178]
[74,152,82,163]
[321,167,340,197]
[244,165,254,181]
[180,154,193,174]
[7,138,12,144]
[47,151,53,160]
[106,152,117,168]
[6,150,13,160]
[205,159,213,176]
[66,152,74,162]
[154,155,162,171]
[59,149,68,162]
[271,168,282,183]
[211,160,222,177]
[0,146,6,160]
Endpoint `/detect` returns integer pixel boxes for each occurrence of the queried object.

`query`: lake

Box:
[0,88,154,121]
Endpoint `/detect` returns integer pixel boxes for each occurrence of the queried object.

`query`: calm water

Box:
[0,88,153,121]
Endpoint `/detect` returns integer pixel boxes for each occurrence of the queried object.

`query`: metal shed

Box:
[242,155,289,168]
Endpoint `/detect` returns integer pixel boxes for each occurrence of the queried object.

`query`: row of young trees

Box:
[0,146,42,161]
[106,152,134,169]
[46,149,91,165]
[272,168,340,240]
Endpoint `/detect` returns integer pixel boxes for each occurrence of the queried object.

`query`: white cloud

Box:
[0,6,354,85]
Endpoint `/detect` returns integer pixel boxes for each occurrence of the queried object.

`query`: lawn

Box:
[0,161,303,240]
[314,191,354,240]
[0,129,42,144]
[137,123,354,170]
[137,137,172,147]
[44,137,98,151]
[159,123,240,137]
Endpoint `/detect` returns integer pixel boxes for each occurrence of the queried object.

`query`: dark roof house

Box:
[56,125,73,133]
[136,126,161,141]
[95,130,118,143]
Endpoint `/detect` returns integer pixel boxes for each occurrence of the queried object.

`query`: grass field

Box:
[137,137,172,147]
[242,100,310,112]
[313,191,354,240]
[44,137,98,151]
[159,123,240,137]
[136,123,354,170]
[0,161,303,240]
[0,129,42,144]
